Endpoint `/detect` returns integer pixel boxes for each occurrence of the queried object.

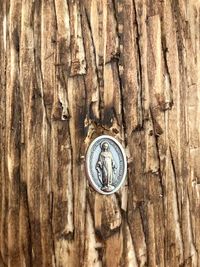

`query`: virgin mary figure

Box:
[96,141,117,192]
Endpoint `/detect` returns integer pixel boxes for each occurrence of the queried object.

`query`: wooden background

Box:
[0,0,200,266]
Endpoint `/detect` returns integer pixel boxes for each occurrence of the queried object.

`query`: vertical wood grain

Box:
[0,0,200,266]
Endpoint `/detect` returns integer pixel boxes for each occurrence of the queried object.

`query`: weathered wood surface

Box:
[0,0,200,266]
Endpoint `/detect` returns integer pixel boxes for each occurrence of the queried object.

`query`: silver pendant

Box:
[86,135,127,195]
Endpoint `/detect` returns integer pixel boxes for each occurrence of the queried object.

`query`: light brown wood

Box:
[0,0,200,266]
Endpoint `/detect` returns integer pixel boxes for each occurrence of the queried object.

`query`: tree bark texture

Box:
[0,0,200,266]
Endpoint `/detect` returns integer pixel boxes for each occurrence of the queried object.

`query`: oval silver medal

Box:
[86,135,127,195]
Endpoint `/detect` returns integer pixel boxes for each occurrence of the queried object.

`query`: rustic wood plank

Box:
[0,0,200,266]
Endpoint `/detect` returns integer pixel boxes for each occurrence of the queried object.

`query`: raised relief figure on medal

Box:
[96,142,117,192]
[86,135,127,195]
